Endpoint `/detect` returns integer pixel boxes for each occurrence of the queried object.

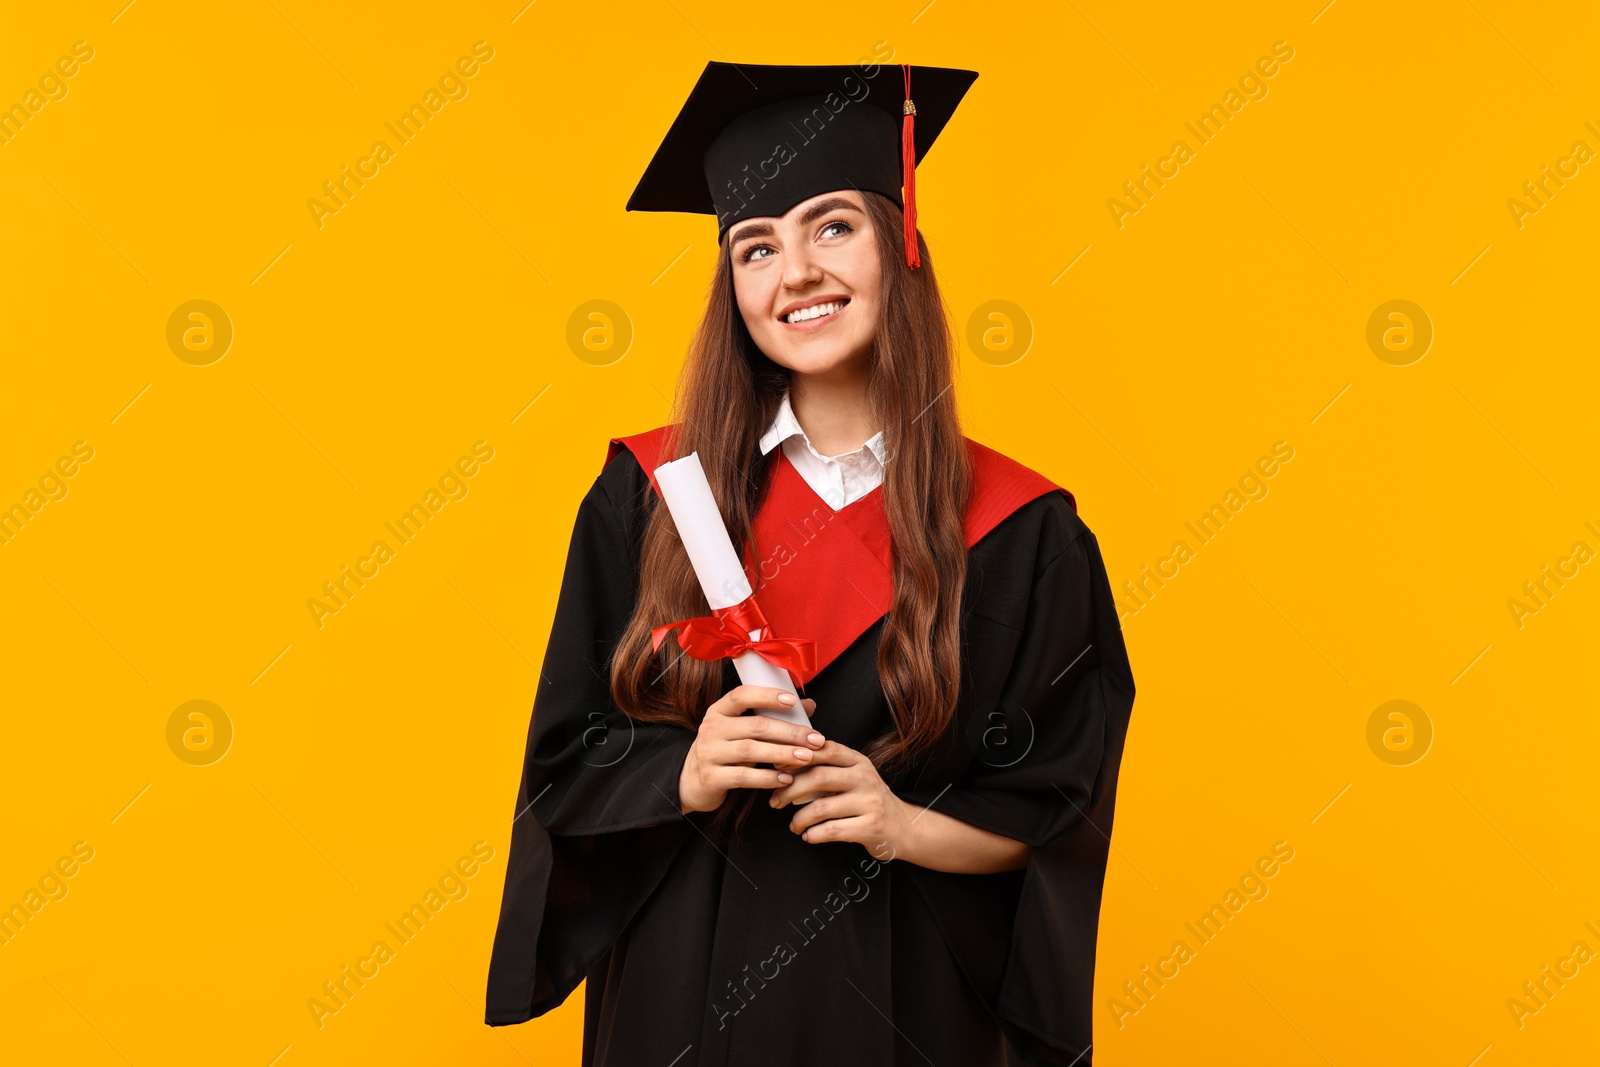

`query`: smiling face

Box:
[726,190,882,379]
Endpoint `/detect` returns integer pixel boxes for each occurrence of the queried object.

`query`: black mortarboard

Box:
[626,61,979,268]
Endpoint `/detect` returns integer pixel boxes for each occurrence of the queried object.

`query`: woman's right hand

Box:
[678,685,823,815]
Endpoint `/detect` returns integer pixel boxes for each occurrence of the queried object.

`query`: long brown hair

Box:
[609,191,971,841]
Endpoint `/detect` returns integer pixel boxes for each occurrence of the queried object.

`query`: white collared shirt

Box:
[758,390,888,510]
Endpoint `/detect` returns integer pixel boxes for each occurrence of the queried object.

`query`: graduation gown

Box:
[485,425,1137,1066]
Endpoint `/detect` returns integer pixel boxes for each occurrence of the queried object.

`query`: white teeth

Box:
[785,301,844,324]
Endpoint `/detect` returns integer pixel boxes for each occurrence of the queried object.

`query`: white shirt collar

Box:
[758,389,888,465]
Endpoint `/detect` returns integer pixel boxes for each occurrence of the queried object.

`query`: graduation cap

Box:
[626,61,979,268]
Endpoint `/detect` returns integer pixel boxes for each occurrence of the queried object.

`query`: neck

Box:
[789,364,876,456]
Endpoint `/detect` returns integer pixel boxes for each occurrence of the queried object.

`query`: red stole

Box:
[603,425,1074,687]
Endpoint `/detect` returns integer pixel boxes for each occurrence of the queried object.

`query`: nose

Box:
[780,238,824,292]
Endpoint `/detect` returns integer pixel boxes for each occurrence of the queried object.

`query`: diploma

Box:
[653,452,812,728]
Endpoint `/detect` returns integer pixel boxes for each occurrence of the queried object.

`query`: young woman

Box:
[487,62,1136,1067]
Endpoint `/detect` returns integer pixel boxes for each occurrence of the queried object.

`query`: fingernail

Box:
[807,733,823,746]
[779,693,796,705]
[793,748,810,760]
[777,774,793,784]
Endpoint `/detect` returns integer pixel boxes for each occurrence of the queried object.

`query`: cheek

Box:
[733,270,776,332]
[838,267,880,326]
[837,241,882,304]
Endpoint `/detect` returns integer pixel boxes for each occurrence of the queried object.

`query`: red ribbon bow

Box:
[650,595,817,678]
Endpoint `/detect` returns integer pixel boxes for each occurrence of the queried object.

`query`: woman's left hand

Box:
[768,739,913,857]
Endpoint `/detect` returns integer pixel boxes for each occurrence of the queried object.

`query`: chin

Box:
[757,323,876,376]
[768,344,865,376]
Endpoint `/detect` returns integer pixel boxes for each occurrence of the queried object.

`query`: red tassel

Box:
[900,63,919,269]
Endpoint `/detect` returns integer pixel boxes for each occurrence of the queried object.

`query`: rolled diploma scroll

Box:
[653,452,811,728]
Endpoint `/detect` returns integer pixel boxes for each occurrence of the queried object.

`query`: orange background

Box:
[1,1,1595,1064]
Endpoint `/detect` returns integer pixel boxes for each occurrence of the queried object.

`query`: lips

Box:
[780,297,850,326]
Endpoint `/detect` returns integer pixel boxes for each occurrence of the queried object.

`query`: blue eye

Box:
[820,221,852,238]
[742,245,775,262]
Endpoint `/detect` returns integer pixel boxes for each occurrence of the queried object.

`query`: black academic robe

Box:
[485,430,1136,1066]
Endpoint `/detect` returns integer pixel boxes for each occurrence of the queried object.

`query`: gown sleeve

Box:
[894,495,1137,1065]
[485,450,697,1025]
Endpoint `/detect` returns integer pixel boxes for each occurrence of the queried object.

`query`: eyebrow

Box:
[797,196,863,227]
[727,220,774,246]
[727,197,864,249]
